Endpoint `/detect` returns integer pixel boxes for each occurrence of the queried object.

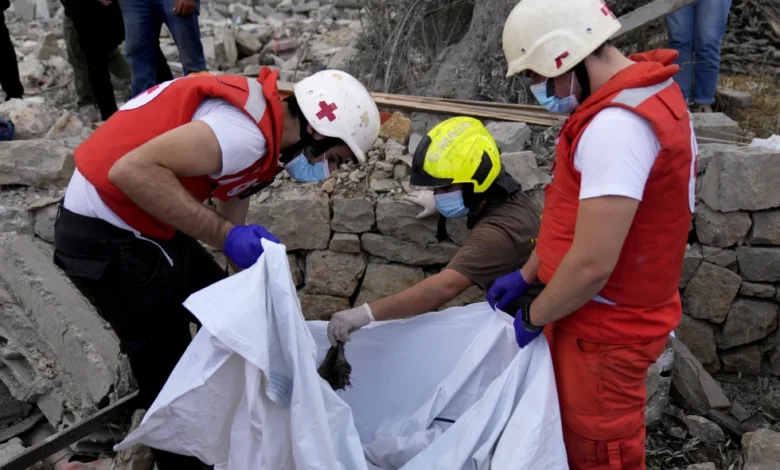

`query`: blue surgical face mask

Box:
[285,154,330,182]
[434,190,469,218]
[530,74,580,114]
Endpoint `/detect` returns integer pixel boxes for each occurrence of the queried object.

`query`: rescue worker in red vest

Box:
[52,68,380,469]
[487,1,697,468]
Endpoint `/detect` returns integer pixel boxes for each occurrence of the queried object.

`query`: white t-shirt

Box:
[573,107,661,201]
[63,98,268,233]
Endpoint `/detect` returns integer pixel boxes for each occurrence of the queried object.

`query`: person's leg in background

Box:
[63,15,96,107]
[0,9,24,100]
[548,325,668,470]
[120,0,159,97]
[159,0,207,75]
[692,0,733,110]
[153,18,175,83]
[665,5,696,103]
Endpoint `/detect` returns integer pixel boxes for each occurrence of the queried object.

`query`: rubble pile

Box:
[722,0,780,75]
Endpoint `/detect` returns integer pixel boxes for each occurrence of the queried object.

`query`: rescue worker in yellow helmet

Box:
[326,117,541,345]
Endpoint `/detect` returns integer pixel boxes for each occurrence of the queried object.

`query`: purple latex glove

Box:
[513,304,543,349]
[486,270,529,312]
[223,224,280,269]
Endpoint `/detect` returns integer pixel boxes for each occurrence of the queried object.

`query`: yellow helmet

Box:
[411,117,502,194]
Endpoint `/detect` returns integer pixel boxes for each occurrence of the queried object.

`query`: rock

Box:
[0,438,25,465]
[34,33,61,61]
[331,197,374,233]
[327,46,357,69]
[701,246,738,272]
[485,122,531,153]
[408,133,423,155]
[45,112,85,139]
[751,210,780,245]
[441,285,485,309]
[247,186,331,250]
[112,410,153,470]
[321,179,335,194]
[500,151,551,191]
[720,299,778,349]
[393,164,411,181]
[742,428,780,470]
[329,233,361,253]
[718,88,753,108]
[692,112,741,141]
[671,338,730,415]
[235,31,263,56]
[0,206,33,235]
[646,342,674,426]
[213,24,238,68]
[287,253,304,287]
[732,401,753,422]
[686,464,716,470]
[33,204,57,243]
[298,294,350,321]
[0,381,31,426]
[676,315,719,373]
[740,282,776,298]
[355,262,424,306]
[737,247,780,283]
[292,0,319,13]
[694,203,751,248]
[721,345,762,375]
[379,112,412,144]
[680,245,704,289]
[446,217,470,246]
[376,199,438,244]
[682,262,742,323]
[229,3,251,22]
[305,250,368,298]
[683,415,726,444]
[0,99,57,139]
[0,139,75,187]
[701,147,780,212]
[383,139,406,164]
[361,233,458,265]
[370,178,396,193]
[697,143,733,175]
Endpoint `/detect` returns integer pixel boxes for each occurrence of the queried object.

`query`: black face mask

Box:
[281,97,346,164]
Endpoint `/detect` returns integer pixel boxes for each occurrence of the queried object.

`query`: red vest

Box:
[74,68,285,240]
[537,50,695,342]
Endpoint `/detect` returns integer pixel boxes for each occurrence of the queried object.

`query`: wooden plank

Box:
[0,391,139,470]
[613,0,697,40]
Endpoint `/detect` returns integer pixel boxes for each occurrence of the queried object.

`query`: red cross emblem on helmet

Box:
[316,101,338,122]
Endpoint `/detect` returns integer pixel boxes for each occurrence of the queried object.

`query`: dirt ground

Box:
[718,74,780,139]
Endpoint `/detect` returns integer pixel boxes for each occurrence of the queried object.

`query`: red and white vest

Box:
[537,49,696,342]
[74,67,285,241]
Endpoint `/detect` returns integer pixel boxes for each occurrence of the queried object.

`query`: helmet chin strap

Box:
[573,61,591,103]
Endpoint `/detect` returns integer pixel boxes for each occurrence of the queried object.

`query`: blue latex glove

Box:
[223,224,280,269]
[486,270,529,312]
[513,305,544,349]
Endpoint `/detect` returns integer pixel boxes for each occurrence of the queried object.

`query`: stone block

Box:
[0,139,75,188]
[751,210,780,246]
[500,151,551,191]
[376,199,438,244]
[0,206,33,235]
[675,314,719,373]
[446,216,470,246]
[671,338,730,415]
[719,299,778,350]
[355,262,424,306]
[693,112,741,141]
[718,88,753,108]
[329,233,360,253]
[247,185,331,250]
[298,294,350,321]
[0,99,57,140]
[331,197,374,233]
[305,250,368,297]
[485,122,531,154]
[682,262,742,323]
[742,429,780,470]
[701,246,738,272]
[361,233,458,266]
[740,282,776,299]
[694,203,751,248]
[737,247,780,283]
[701,147,780,212]
[33,204,57,243]
[683,415,726,444]
[680,245,704,289]
[721,345,763,376]
[379,112,412,144]
[235,31,263,57]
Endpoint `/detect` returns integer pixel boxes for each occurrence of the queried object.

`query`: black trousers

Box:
[53,207,224,470]
[0,12,23,100]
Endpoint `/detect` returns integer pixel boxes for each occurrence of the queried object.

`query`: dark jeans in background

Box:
[0,10,23,100]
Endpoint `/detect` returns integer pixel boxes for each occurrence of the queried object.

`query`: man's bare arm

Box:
[215,197,251,273]
[108,121,234,248]
[370,269,474,321]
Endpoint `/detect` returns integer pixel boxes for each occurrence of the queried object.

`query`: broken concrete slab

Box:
[361,233,458,266]
[355,262,424,306]
[692,112,741,141]
[701,147,780,212]
[682,262,742,323]
[327,46,358,70]
[304,250,368,298]
[247,185,331,251]
[376,199,438,244]
[485,121,531,154]
[671,338,730,415]
[0,139,76,188]
[45,112,85,139]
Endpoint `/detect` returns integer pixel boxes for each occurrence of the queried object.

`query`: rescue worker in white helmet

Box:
[327,116,541,345]
[52,68,380,469]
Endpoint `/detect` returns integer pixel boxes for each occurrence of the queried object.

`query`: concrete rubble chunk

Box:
[750,210,780,246]
[0,206,33,235]
[0,437,25,465]
[718,88,753,108]
[693,112,741,141]
[737,247,780,283]
[701,147,780,212]
[331,197,374,233]
[682,262,742,323]
[370,178,398,193]
[446,217,470,246]
[0,99,57,139]
[694,203,751,248]
[0,139,76,188]
[742,428,780,470]
[485,122,531,154]
[329,233,360,253]
[45,112,85,139]
[298,294,350,321]
[247,186,331,250]
[740,282,776,298]
[676,314,719,373]
[327,46,358,70]
[500,151,551,191]
[379,112,412,144]
[361,233,458,266]
[720,299,778,349]
[235,31,263,56]
[701,246,738,272]
[382,139,407,164]
[683,415,726,444]
[680,245,704,289]
[376,199,438,244]
[33,205,58,243]
[213,24,238,68]
[355,262,424,306]
[671,338,730,415]
[721,345,763,376]
[305,250,368,298]
[287,253,304,287]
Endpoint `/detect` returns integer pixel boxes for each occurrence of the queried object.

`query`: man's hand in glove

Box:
[514,304,543,349]
[327,303,374,346]
[486,270,529,312]
[404,190,437,219]
[223,224,280,270]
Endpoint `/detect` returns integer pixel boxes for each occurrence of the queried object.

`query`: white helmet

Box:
[503,0,622,78]
[294,69,380,164]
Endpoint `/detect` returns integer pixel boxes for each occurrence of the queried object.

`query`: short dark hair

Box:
[592,40,612,58]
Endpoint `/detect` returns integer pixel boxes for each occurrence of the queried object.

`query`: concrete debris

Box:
[46,112,86,140]
[742,429,780,470]
[485,121,531,154]
[683,415,726,444]
[0,206,34,235]
[682,262,742,324]
[686,464,716,470]
[671,338,730,416]
[287,253,304,287]
[445,217,470,246]
[646,340,674,427]
[408,133,423,155]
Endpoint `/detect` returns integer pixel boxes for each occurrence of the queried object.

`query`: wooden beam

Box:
[613,0,697,40]
[0,391,139,470]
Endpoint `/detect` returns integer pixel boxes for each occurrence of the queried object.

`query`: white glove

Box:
[327,303,374,346]
[404,190,438,219]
